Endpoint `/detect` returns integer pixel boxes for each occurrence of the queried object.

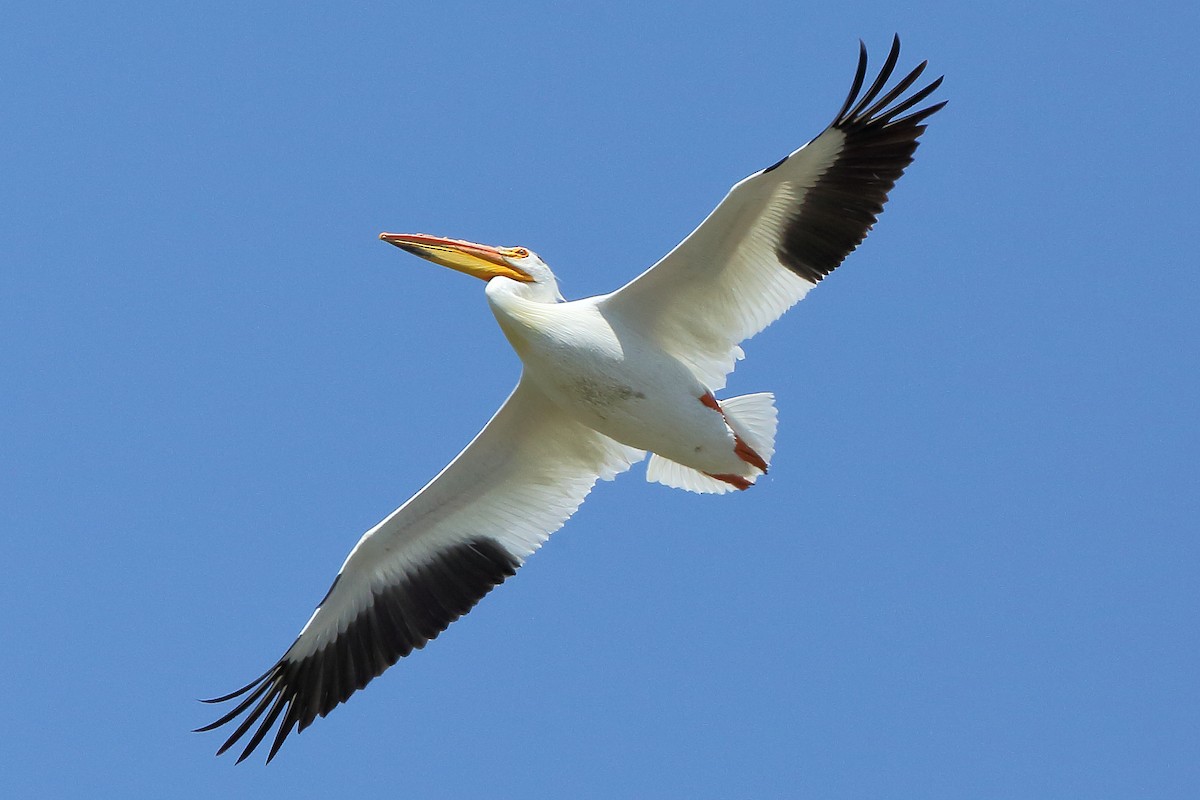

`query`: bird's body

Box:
[489,282,760,484]
[199,36,945,763]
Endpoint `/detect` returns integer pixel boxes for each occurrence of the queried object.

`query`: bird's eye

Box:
[513,248,529,258]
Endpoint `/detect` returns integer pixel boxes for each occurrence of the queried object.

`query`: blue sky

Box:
[2,1,1198,797]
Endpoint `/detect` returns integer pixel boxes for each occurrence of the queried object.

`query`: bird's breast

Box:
[488,293,726,456]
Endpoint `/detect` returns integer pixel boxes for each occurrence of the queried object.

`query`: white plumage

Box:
[199,35,944,762]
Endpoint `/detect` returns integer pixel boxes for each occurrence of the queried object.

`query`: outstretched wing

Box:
[198,378,644,763]
[602,35,945,389]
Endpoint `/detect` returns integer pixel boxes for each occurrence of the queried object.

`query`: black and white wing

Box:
[197,378,643,762]
[602,35,945,389]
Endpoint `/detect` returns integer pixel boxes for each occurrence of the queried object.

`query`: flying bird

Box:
[199,35,944,763]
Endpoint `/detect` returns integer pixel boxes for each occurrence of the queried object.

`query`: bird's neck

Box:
[486,278,564,359]
[485,275,561,305]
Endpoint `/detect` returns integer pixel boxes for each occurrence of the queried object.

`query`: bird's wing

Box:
[198,377,644,763]
[601,36,945,390]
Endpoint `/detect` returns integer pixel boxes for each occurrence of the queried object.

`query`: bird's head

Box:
[379,232,562,302]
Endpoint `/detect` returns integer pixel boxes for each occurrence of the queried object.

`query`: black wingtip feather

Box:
[856,60,927,123]
[197,536,521,763]
[889,99,948,129]
[215,676,279,757]
[199,666,273,704]
[236,690,289,764]
[843,35,901,123]
[775,35,945,285]
[833,40,870,124]
[194,671,277,733]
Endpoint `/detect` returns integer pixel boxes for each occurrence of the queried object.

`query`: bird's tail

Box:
[645,392,778,494]
[720,392,778,468]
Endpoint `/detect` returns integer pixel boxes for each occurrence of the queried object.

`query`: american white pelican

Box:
[199,35,944,762]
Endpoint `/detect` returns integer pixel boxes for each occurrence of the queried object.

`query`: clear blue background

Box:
[2,1,1197,797]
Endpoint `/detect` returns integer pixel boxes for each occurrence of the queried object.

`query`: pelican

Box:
[199,36,944,762]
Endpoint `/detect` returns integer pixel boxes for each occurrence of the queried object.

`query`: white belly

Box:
[490,294,746,475]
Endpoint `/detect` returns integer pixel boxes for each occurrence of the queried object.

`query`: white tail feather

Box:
[646,454,740,494]
[720,392,777,465]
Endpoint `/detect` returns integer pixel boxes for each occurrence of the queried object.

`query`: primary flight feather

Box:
[199,35,945,763]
